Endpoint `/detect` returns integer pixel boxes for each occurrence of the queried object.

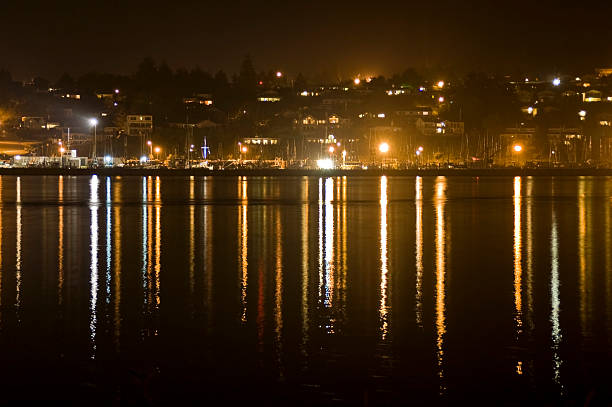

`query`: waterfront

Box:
[0,175,610,404]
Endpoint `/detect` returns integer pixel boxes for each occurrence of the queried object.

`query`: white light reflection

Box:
[415,176,423,327]
[155,177,161,307]
[550,183,563,392]
[16,177,21,314]
[434,176,447,394]
[58,176,63,306]
[89,175,99,358]
[142,177,147,308]
[324,178,334,310]
[190,176,195,297]
[106,178,112,305]
[379,176,389,339]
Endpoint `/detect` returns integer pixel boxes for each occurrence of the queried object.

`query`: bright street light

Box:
[378,142,390,153]
[437,80,445,88]
[276,71,282,78]
[241,146,248,153]
[513,144,523,152]
[154,147,161,154]
[552,78,561,86]
[89,118,98,126]
[354,78,361,85]
[328,146,335,153]
[418,146,424,152]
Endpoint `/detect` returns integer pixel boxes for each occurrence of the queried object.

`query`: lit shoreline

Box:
[1,167,612,177]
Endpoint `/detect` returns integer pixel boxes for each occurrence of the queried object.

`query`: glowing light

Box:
[241,146,248,153]
[104,155,112,163]
[147,140,152,146]
[140,156,148,163]
[59,147,66,153]
[437,80,445,88]
[15,155,21,160]
[579,110,587,117]
[377,113,385,118]
[354,78,361,85]
[416,150,421,156]
[513,145,523,153]
[328,146,335,153]
[316,159,334,169]
[276,71,282,78]
[154,147,161,154]
[438,96,445,102]
[89,118,98,126]
[378,142,390,153]
[527,106,534,114]
[552,78,561,86]
[418,146,424,152]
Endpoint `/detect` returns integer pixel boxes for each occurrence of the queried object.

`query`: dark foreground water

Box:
[0,175,610,405]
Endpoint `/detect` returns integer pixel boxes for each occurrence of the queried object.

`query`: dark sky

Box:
[1,0,611,80]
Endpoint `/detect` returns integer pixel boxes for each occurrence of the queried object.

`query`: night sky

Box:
[2,0,611,80]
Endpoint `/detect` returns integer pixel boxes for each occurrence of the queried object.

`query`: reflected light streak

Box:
[203,177,213,329]
[301,178,309,357]
[106,178,111,305]
[550,192,563,392]
[318,178,323,309]
[141,177,147,309]
[513,176,523,375]
[58,177,64,306]
[434,176,447,393]
[16,177,21,313]
[274,209,284,375]
[526,177,534,333]
[189,177,195,297]
[379,176,389,339]
[513,177,523,333]
[415,176,423,327]
[324,178,334,309]
[0,178,2,312]
[578,178,588,337]
[239,176,248,323]
[89,175,99,358]
[155,177,161,307]
[113,181,122,347]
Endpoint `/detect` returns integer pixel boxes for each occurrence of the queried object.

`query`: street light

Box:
[328,146,335,154]
[89,118,98,161]
[354,78,361,85]
[579,110,587,121]
[378,142,389,153]
[552,77,561,86]
[154,146,161,160]
[147,140,153,157]
[513,144,522,152]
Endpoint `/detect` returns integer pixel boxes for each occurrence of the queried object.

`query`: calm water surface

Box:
[0,175,610,404]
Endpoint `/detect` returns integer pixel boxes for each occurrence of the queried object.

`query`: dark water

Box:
[0,175,610,405]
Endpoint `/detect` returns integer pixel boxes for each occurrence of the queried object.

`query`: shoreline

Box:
[1,167,612,177]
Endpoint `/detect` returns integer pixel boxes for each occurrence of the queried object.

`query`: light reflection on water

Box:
[0,175,610,403]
